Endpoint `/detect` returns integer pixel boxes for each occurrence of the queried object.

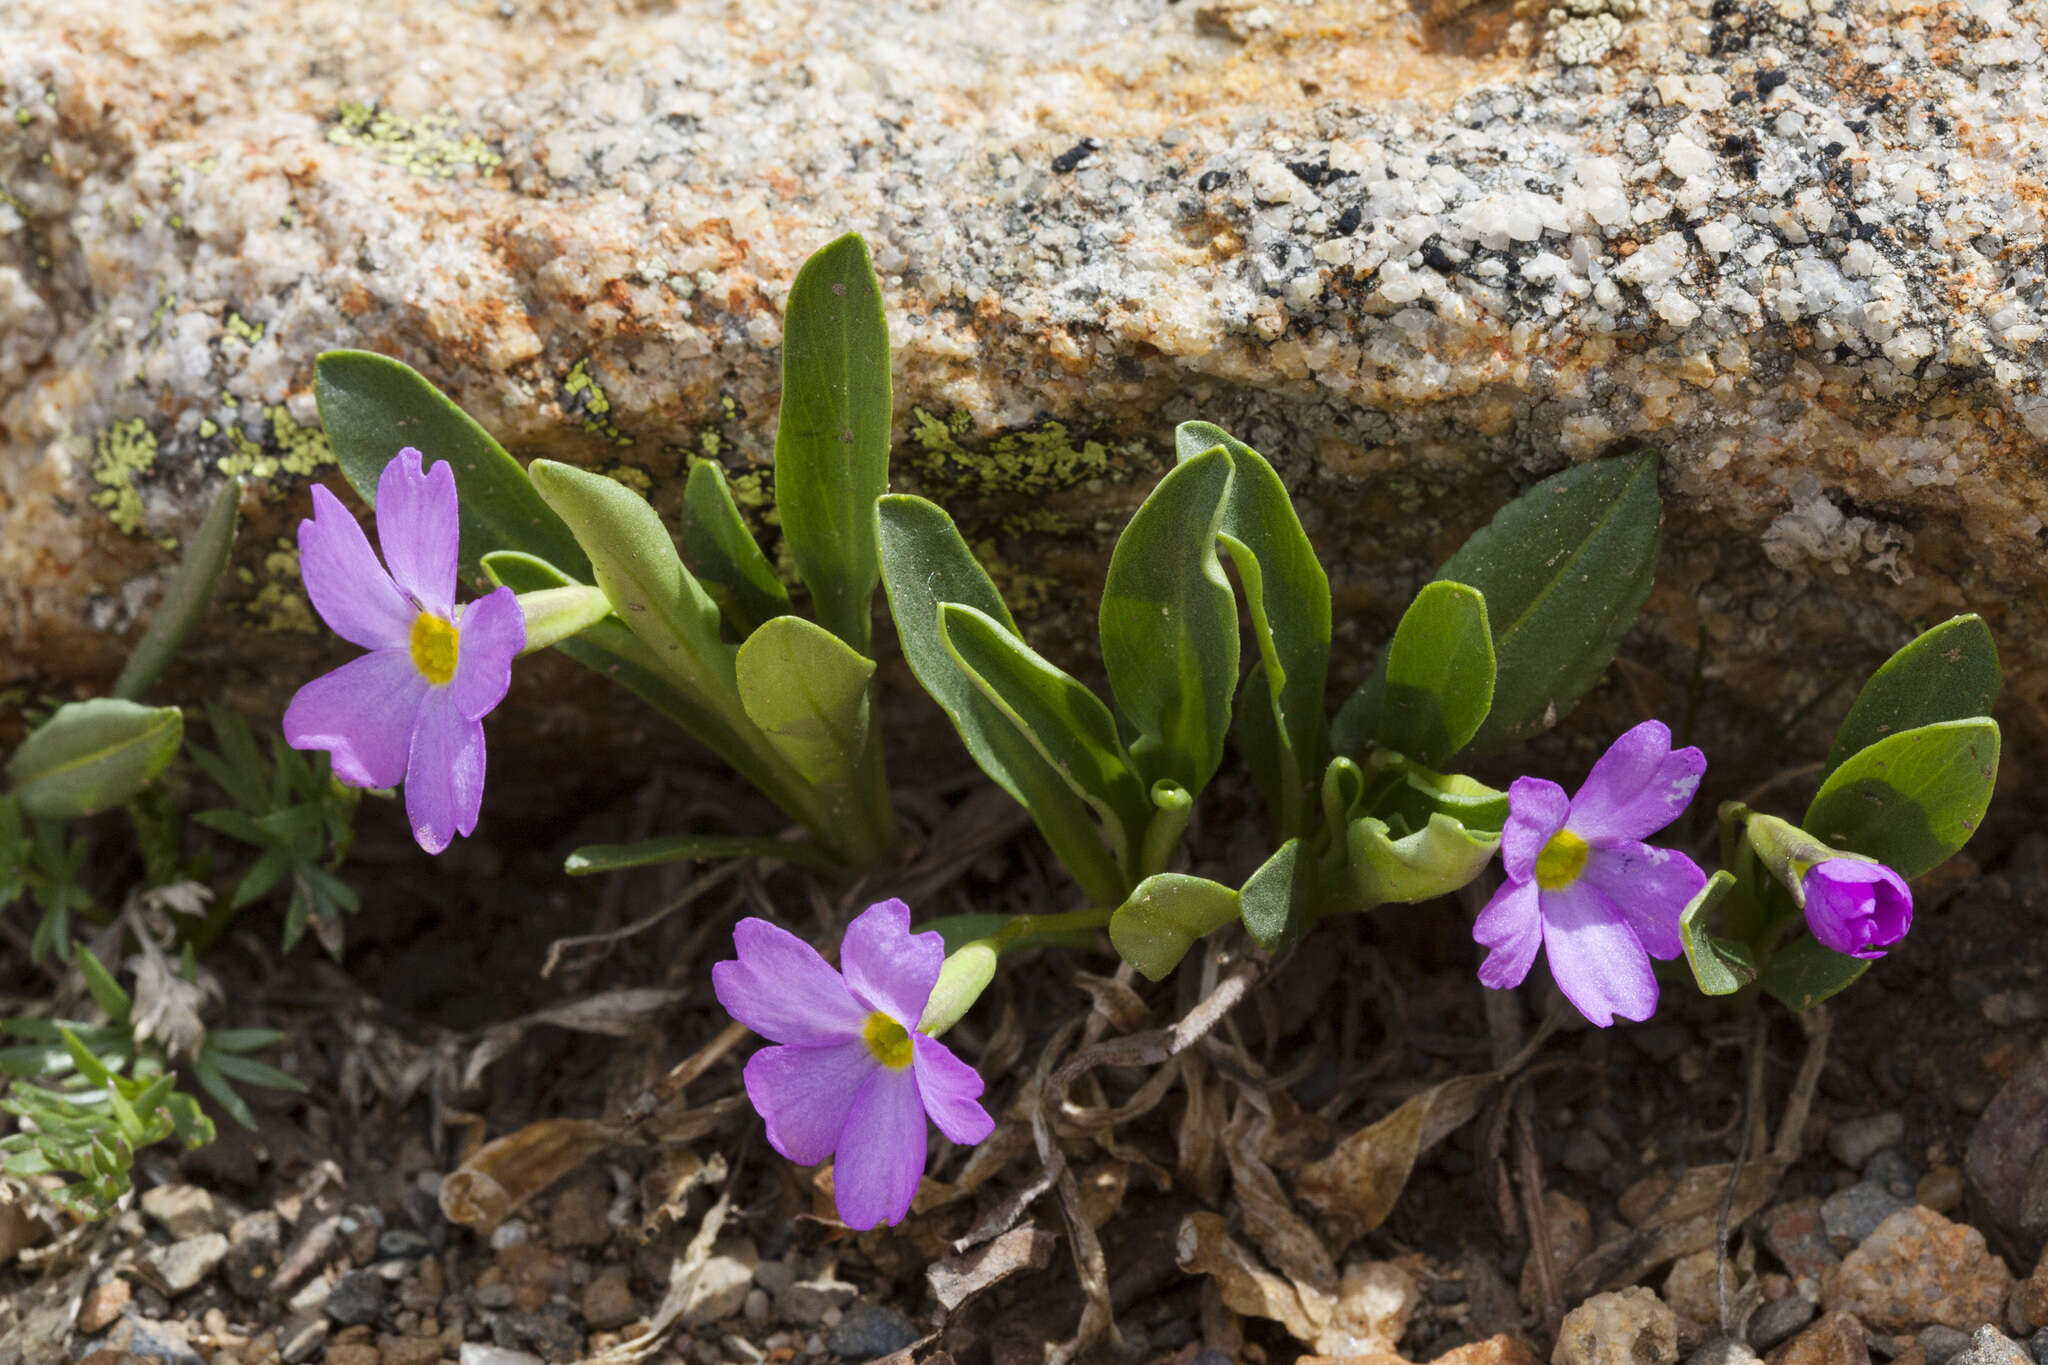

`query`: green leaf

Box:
[1176,423,1331,834]
[1100,448,1239,793]
[682,461,792,637]
[1109,873,1241,981]
[1343,813,1499,908]
[735,616,875,788]
[1383,451,1661,756]
[938,603,1150,866]
[189,1055,256,1131]
[207,1028,288,1053]
[915,914,1102,956]
[563,834,841,877]
[877,495,1128,907]
[1678,870,1759,996]
[1376,757,1511,834]
[1825,615,2001,778]
[112,476,241,702]
[514,585,613,655]
[74,947,132,1024]
[315,350,589,580]
[1239,839,1317,952]
[774,234,892,653]
[1803,718,1999,880]
[204,1051,306,1093]
[1378,581,1495,767]
[1759,933,1871,1010]
[528,461,730,695]
[9,699,184,819]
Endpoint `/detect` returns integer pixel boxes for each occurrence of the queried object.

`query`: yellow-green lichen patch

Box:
[91,418,159,534]
[146,284,177,341]
[563,358,633,446]
[222,311,264,346]
[212,404,334,481]
[246,541,317,634]
[327,102,504,179]
[599,463,652,494]
[906,407,1132,497]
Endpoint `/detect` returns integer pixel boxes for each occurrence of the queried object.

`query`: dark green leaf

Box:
[1825,615,2001,778]
[1239,839,1317,952]
[315,350,589,579]
[203,1051,306,1093]
[938,603,1150,865]
[207,1028,287,1053]
[1678,870,1759,996]
[9,700,183,819]
[1378,581,1495,767]
[112,476,241,702]
[563,834,841,877]
[878,495,1128,906]
[74,947,132,1024]
[774,234,891,652]
[1804,718,1999,880]
[1176,422,1330,833]
[1100,448,1239,793]
[1759,933,1870,1010]
[189,1055,256,1130]
[1414,451,1661,755]
[1109,873,1241,981]
[682,461,792,637]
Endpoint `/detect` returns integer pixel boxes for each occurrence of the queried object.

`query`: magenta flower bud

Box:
[1801,858,1912,960]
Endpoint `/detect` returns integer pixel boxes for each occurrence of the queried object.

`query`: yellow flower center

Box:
[1535,828,1590,890]
[409,612,460,686]
[861,1012,914,1071]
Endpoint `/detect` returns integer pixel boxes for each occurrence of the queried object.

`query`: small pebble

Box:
[378,1229,434,1260]
[278,1314,329,1365]
[1564,1129,1616,1174]
[324,1270,388,1326]
[1829,1113,1906,1171]
[827,1303,921,1360]
[459,1346,545,1365]
[1916,1167,1965,1215]
[1953,1328,2033,1365]
[148,1233,230,1296]
[489,1220,530,1252]
[743,1289,769,1324]
[1746,1294,1815,1351]
[1821,1182,1906,1246]
[1864,1149,1916,1198]
[1687,1339,1760,1365]
[1921,1327,1973,1365]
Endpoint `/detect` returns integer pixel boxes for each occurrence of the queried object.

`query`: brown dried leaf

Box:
[463,988,683,1090]
[1224,1097,1337,1298]
[1177,1211,1326,1342]
[928,1226,1058,1311]
[1558,1157,1788,1299]
[439,1117,619,1229]
[1296,1072,1497,1250]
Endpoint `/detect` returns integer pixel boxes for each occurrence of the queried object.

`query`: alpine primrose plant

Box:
[1475,721,1707,1027]
[284,449,525,853]
[273,229,2008,1253]
[712,900,995,1229]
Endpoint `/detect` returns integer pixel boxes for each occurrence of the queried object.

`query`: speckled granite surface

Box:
[3,0,2046,787]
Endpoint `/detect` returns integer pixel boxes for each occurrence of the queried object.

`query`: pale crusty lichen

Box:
[1547,0,1640,64]
[564,358,633,446]
[239,541,317,634]
[906,407,1129,496]
[91,419,158,533]
[212,404,333,480]
[326,102,503,178]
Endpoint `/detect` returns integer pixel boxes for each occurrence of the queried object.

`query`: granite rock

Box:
[7,0,2048,788]
[1821,1206,2014,1332]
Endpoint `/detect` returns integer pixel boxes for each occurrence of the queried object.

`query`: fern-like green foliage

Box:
[188,705,361,953]
[0,946,303,1219]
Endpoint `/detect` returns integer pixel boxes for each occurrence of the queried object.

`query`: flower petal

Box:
[1802,859,1912,959]
[298,484,415,650]
[1566,720,1705,846]
[912,1033,996,1147]
[742,1040,874,1166]
[1578,841,1706,961]
[840,899,944,1028]
[1501,777,1571,884]
[403,687,485,854]
[1474,877,1543,991]
[283,648,427,789]
[377,448,460,617]
[1539,880,1659,1028]
[833,1065,927,1230]
[713,918,867,1046]
[451,587,525,721]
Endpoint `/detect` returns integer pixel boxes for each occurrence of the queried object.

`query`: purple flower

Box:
[283,448,524,854]
[713,899,996,1230]
[1802,858,1912,959]
[1474,720,1708,1027]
